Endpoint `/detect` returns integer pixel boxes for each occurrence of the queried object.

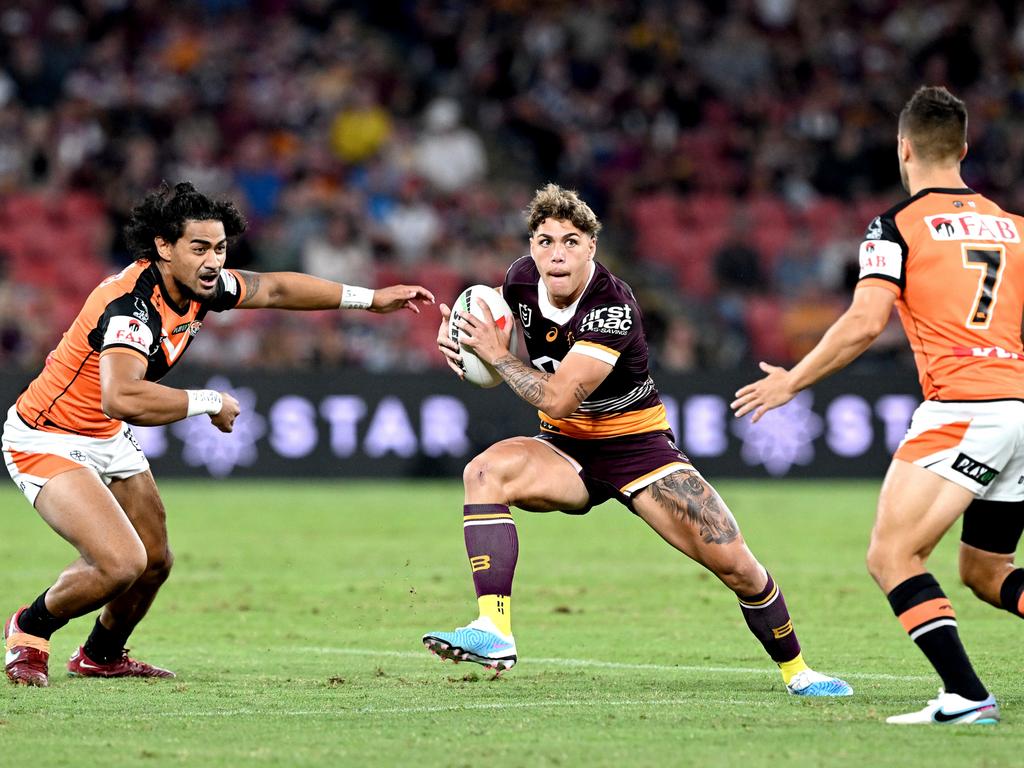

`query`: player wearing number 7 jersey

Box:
[732,86,1021,725]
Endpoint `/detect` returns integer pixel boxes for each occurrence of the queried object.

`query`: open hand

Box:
[730,362,797,423]
[370,285,435,314]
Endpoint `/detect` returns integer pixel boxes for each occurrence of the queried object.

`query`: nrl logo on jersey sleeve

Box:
[519,304,532,326]
[865,217,883,240]
[133,297,150,323]
[579,304,634,335]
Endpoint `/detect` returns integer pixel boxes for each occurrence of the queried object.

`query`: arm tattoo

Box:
[237,270,262,306]
[647,471,739,545]
[573,382,589,404]
[493,354,551,407]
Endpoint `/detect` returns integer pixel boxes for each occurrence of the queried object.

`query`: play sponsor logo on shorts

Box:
[952,452,999,486]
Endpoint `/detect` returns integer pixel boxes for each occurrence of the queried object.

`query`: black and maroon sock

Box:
[737,571,801,663]
[888,573,988,700]
[16,590,68,640]
[463,504,518,598]
[998,568,1024,618]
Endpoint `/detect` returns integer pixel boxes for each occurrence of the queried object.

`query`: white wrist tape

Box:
[186,389,223,417]
[340,285,374,309]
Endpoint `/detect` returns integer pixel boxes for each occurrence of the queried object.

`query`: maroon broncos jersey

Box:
[502,256,669,439]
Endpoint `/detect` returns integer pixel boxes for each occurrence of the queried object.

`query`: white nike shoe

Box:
[886,690,999,725]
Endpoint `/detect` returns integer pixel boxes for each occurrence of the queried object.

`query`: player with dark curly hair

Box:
[1,182,433,686]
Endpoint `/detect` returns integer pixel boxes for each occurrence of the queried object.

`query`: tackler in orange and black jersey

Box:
[15,260,247,439]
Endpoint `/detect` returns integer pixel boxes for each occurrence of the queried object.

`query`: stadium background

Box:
[2,0,1021,478]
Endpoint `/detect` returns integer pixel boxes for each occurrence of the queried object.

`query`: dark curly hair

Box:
[124,181,248,261]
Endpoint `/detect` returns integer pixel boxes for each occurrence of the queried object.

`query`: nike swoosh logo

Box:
[933,705,991,723]
[5,649,22,666]
[76,658,102,670]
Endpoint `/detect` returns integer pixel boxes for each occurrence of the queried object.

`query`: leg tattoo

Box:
[647,471,739,544]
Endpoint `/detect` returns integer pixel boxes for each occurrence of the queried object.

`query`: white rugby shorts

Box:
[2,406,149,506]
[894,400,1024,500]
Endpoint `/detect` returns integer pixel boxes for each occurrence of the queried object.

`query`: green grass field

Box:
[0,479,1019,767]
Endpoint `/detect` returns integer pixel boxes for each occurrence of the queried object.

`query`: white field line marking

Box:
[52,697,777,719]
[295,646,932,682]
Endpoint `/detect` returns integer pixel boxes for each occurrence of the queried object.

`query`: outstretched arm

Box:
[234,270,434,313]
[731,284,896,422]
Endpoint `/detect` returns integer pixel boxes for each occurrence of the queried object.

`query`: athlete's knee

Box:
[463,445,525,494]
[958,551,1003,605]
[144,547,174,585]
[865,534,890,585]
[94,544,148,594]
[708,550,762,594]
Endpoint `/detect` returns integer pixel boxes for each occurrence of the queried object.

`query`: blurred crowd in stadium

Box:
[2,0,1023,374]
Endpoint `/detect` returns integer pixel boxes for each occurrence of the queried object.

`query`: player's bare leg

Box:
[423,437,589,671]
[959,545,1015,607]
[958,498,1024,620]
[5,467,146,686]
[632,469,852,696]
[868,459,997,723]
[67,469,175,678]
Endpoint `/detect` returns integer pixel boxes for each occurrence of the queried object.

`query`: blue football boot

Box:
[422,617,517,672]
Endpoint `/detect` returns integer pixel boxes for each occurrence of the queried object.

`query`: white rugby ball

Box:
[449,284,518,388]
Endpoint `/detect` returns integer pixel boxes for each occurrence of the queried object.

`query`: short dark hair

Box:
[898,86,968,164]
[525,183,602,237]
[124,182,247,261]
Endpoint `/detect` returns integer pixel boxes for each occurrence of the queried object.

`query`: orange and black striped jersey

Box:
[503,257,669,439]
[16,260,247,438]
[857,187,1024,401]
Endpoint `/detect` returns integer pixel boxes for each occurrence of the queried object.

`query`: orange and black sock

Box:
[887,573,988,700]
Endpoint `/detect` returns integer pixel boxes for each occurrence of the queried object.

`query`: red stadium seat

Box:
[803,198,847,246]
[745,295,789,362]
[630,193,680,230]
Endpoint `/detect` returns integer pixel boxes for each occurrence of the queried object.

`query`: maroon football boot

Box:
[68,646,175,678]
[4,607,50,687]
